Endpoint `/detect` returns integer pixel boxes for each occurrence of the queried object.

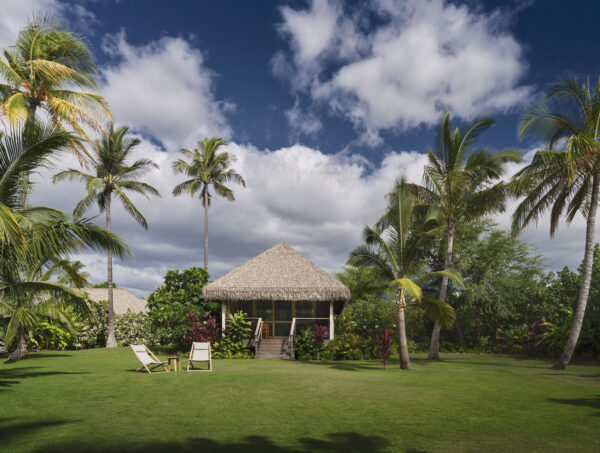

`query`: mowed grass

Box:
[0,349,599,452]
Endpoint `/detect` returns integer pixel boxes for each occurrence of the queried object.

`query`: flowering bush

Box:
[187,312,221,343]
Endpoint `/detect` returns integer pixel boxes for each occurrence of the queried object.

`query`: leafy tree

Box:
[172,138,245,270]
[0,15,110,137]
[450,226,548,344]
[53,123,160,347]
[146,267,217,348]
[0,123,129,361]
[349,179,459,369]
[91,281,117,288]
[412,112,522,360]
[511,75,600,369]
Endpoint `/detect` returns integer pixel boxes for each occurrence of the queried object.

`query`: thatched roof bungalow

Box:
[203,242,350,342]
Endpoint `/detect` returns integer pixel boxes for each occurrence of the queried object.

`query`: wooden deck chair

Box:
[187,342,212,372]
[131,345,168,374]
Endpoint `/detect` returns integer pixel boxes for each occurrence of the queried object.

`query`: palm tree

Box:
[412,112,522,360]
[349,179,459,369]
[55,260,91,289]
[511,75,600,369]
[53,123,160,348]
[0,122,129,361]
[172,137,245,270]
[0,15,110,136]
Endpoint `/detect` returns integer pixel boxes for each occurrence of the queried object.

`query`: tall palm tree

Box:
[511,75,600,369]
[53,124,159,348]
[412,112,522,360]
[0,122,129,361]
[349,179,459,370]
[172,137,245,270]
[0,15,111,136]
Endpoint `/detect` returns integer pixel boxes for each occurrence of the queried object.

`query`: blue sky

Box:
[3,0,599,295]
[77,0,600,158]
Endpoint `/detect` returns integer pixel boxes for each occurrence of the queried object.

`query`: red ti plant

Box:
[187,311,221,344]
[378,329,393,370]
[314,325,329,345]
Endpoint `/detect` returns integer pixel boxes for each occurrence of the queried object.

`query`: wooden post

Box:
[329,301,334,340]
[221,302,226,337]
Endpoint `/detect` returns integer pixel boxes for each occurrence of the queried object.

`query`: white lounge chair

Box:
[131,344,168,374]
[187,342,212,372]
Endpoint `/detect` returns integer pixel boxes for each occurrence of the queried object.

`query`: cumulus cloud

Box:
[274,0,533,140]
[0,0,61,50]
[31,140,428,296]
[285,99,323,139]
[99,32,232,151]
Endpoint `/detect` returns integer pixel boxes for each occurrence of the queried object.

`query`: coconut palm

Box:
[172,137,245,270]
[1,209,130,361]
[55,260,91,289]
[511,75,600,369]
[53,123,159,348]
[349,179,459,370]
[0,15,110,136]
[412,112,522,360]
[0,122,129,361]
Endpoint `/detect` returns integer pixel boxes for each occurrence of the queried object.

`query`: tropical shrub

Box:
[31,321,75,351]
[294,327,319,360]
[343,298,397,337]
[187,312,221,343]
[114,311,155,346]
[74,301,156,348]
[326,333,365,360]
[147,267,216,348]
[75,301,108,349]
[378,329,393,369]
[212,312,252,359]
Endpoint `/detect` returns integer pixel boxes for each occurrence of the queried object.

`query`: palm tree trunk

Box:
[475,302,482,343]
[397,290,411,370]
[17,105,37,211]
[553,172,600,369]
[204,189,209,270]
[454,313,466,345]
[106,195,117,348]
[7,335,27,362]
[429,223,456,360]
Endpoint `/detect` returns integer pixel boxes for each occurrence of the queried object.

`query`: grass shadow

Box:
[34,432,391,453]
[0,418,78,444]
[547,396,600,416]
[296,356,440,372]
[0,367,88,390]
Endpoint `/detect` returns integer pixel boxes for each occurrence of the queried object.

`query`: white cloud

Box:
[274,0,532,140]
[99,32,232,151]
[31,139,427,296]
[285,99,323,138]
[0,0,62,50]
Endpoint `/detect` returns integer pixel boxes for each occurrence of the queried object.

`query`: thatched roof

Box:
[203,242,350,302]
[83,288,147,315]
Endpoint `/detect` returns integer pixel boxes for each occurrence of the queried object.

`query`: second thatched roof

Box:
[203,241,350,302]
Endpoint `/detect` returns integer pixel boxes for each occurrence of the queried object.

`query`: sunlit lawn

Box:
[1,348,599,452]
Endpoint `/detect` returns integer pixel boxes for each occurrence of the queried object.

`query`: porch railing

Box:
[250,317,263,350]
[288,317,330,360]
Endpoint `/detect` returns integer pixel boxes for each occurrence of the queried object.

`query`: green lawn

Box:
[1,349,599,452]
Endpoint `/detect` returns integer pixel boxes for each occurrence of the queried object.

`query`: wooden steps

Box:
[255,338,291,359]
